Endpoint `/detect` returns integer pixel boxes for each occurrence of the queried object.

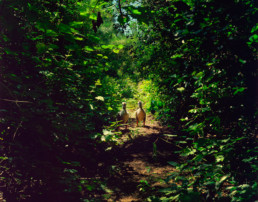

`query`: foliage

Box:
[124,0,257,201]
[0,0,257,201]
[0,0,131,200]
[134,80,169,123]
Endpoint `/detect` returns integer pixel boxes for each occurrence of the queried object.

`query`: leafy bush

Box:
[124,0,257,201]
[0,0,128,200]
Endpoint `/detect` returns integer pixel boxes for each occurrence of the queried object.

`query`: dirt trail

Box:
[106,110,180,201]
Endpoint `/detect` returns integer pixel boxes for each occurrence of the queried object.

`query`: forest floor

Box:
[102,109,182,202]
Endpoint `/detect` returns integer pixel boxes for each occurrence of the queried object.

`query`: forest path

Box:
[105,108,181,201]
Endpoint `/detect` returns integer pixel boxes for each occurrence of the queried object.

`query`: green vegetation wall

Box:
[0,0,132,200]
[122,0,257,201]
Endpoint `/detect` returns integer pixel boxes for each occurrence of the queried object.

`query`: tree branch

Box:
[0,99,32,104]
[118,0,124,17]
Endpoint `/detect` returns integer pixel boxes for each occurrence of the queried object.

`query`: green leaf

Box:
[80,11,89,17]
[206,62,214,66]
[101,45,114,49]
[167,194,180,201]
[70,21,84,28]
[59,23,72,34]
[177,87,185,92]
[249,34,258,43]
[84,46,94,52]
[64,168,78,174]
[153,142,157,157]
[159,186,178,194]
[86,185,95,191]
[163,134,177,137]
[233,87,246,95]
[216,155,224,162]
[216,175,230,190]
[95,79,102,85]
[171,54,183,59]
[90,13,97,20]
[36,42,47,54]
[88,34,100,42]
[242,157,256,163]
[95,96,104,101]
[177,141,187,144]
[118,44,124,49]
[46,29,58,37]
[113,49,120,53]
[219,175,229,184]
[75,36,84,41]
[239,59,246,64]
[168,161,178,167]
[103,129,112,136]
[4,49,18,56]
[189,109,198,113]
[221,138,230,143]
[131,9,142,15]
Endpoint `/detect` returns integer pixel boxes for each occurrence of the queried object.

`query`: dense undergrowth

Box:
[0,0,257,201]
[129,0,257,201]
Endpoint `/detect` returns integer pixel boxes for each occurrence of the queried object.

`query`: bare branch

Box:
[0,98,32,104]
[118,0,124,17]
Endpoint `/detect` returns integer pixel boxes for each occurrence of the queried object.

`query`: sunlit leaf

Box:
[70,21,83,28]
[118,44,124,49]
[131,9,142,15]
[177,87,185,92]
[95,96,104,101]
[171,54,183,59]
[95,79,102,85]
[75,37,83,41]
[84,46,94,52]
[113,49,120,53]
[216,155,224,162]
[101,45,114,49]
[80,11,89,16]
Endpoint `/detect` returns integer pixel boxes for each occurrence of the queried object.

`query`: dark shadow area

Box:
[102,124,182,201]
